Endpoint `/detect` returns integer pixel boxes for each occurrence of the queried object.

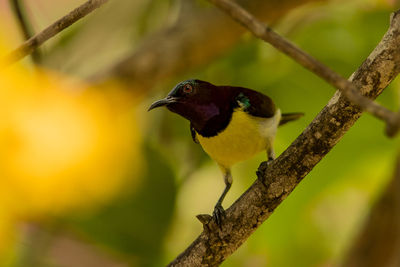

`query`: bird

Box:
[148,79,303,225]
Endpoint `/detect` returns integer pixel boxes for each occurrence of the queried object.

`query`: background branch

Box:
[342,153,400,267]
[9,0,41,63]
[208,0,400,137]
[90,0,318,89]
[168,9,400,267]
[3,0,110,65]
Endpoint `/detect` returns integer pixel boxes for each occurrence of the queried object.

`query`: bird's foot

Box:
[212,203,226,227]
[256,159,273,187]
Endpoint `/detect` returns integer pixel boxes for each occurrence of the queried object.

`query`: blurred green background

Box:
[0,0,399,266]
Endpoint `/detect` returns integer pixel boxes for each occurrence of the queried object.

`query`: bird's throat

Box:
[170,101,232,137]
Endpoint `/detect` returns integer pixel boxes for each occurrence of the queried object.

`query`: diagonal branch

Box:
[3,0,110,65]
[9,0,41,63]
[208,0,400,137]
[167,8,400,267]
[90,0,317,89]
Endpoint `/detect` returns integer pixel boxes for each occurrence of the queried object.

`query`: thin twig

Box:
[9,0,32,40]
[168,8,400,267]
[208,0,400,137]
[9,0,41,63]
[90,0,317,87]
[3,0,110,65]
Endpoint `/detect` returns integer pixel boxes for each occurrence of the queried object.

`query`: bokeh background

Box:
[0,0,399,266]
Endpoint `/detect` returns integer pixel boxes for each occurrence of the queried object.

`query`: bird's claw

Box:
[212,203,226,227]
[257,160,272,177]
[257,159,273,186]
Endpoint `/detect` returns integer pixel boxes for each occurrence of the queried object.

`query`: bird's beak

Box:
[148,96,177,111]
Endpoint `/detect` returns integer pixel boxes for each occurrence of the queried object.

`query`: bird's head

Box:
[149,80,226,129]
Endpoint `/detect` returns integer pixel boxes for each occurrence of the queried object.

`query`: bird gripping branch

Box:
[149,79,303,225]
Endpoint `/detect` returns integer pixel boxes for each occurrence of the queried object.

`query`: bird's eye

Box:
[183,84,193,94]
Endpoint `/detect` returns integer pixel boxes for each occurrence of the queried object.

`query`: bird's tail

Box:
[279,112,304,126]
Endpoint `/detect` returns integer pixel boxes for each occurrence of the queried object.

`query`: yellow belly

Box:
[196,109,280,169]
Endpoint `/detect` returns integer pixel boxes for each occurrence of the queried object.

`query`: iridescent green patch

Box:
[236,93,251,109]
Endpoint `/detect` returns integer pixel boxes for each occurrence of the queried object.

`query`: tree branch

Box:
[167,9,400,267]
[90,0,318,88]
[9,0,41,63]
[208,0,400,137]
[3,0,110,65]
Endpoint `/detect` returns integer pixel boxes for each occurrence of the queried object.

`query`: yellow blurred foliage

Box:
[0,212,15,263]
[0,33,142,257]
[0,68,141,215]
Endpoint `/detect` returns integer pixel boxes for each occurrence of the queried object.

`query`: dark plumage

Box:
[149,79,303,225]
[151,79,276,137]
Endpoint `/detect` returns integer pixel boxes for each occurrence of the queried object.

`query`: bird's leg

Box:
[257,145,275,185]
[213,169,232,226]
[266,145,275,162]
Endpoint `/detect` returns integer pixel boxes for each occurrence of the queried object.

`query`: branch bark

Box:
[167,9,400,267]
[208,0,400,137]
[3,0,110,65]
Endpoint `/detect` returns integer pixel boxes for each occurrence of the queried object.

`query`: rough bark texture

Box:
[342,154,400,267]
[167,10,400,267]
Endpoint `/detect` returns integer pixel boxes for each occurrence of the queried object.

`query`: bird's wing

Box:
[190,123,199,144]
[235,89,276,118]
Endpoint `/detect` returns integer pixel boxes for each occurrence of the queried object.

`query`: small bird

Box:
[149,79,303,225]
